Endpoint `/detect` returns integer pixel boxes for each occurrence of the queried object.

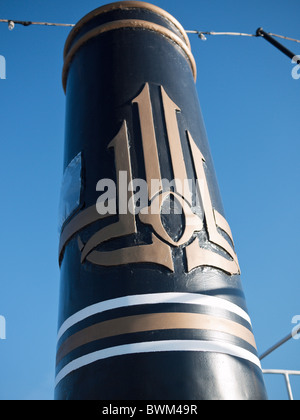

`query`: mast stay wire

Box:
[1,19,299,64]
[0,18,300,45]
[186,29,300,44]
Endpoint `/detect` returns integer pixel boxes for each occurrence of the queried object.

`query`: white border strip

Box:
[57,293,251,342]
[55,339,261,387]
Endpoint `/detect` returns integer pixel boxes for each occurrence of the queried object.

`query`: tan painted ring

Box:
[56,312,257,364]
[62,19,197,92]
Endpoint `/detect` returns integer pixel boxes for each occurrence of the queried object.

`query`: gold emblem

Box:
[72,83,240,275]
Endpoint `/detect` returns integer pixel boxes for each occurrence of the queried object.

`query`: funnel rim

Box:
[63,1,191,58]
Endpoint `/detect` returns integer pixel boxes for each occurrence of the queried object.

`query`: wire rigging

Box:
[186,30,256,39]
[186,29,300,44]
[267,33,300,44]
[0,18,300,45]
[0,18,75,29]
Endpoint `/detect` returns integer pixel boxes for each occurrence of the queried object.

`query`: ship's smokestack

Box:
[55,1,268,400]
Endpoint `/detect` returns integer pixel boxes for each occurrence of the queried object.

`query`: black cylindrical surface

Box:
[56,1,268,400]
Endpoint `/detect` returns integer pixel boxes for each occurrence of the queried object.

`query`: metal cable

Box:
[186,29,300,44]
[0,18,75,28]
[1,18,300,47]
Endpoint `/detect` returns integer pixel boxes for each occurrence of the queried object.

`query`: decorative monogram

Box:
[76,83,240,275]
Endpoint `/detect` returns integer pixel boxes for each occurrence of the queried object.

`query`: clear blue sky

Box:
[0,0,299,400]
